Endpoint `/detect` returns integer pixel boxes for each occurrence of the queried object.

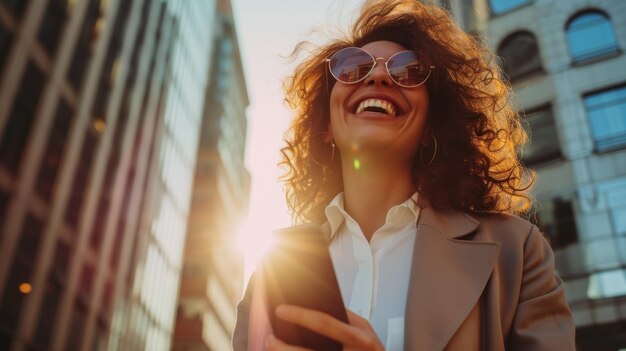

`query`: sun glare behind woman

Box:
[235,219,275,283]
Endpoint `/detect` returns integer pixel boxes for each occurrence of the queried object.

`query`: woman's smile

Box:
[355,98,398,116]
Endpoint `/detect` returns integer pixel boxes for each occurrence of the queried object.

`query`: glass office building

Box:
[172,1,250,350]
[0,0,247,350]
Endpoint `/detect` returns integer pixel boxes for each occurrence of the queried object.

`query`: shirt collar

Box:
[324,192,420,239]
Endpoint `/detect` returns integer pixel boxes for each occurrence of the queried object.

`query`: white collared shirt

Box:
[325,193,419,350]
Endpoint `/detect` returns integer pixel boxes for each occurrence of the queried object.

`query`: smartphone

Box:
[259,224,348,350]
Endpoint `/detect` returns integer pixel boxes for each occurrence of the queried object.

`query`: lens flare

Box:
[235,220,276,282]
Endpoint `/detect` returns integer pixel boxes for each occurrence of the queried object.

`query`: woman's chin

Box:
[346,134,390,149]
[342,135,405,155]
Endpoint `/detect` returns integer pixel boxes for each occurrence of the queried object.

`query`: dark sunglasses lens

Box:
[329,48,374,83]
[387,52,430,86]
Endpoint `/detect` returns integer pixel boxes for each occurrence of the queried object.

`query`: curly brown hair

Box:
[280,0,535,224]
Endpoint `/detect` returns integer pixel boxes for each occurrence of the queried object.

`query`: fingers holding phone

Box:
[259,225,348,349]
[265,306,384,351]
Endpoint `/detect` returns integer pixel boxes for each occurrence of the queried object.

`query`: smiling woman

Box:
[234,0,576,350]
[278,8,544,231]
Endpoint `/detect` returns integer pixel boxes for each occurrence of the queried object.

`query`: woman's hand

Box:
[265,305,385,351]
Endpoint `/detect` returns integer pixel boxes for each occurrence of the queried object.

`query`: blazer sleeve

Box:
[233,274,255,351]
[509,225,576,350]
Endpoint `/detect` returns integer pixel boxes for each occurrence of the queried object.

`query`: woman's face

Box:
[329,40,429,165]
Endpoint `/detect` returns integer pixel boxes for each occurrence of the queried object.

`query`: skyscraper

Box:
[172,0,250,350]
[0,0,244,350]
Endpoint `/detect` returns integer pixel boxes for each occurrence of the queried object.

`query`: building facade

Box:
[172,0,250,350]
[0,0,240,350]
[445,0,626,349]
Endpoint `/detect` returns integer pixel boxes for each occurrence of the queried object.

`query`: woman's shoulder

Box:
[473,212,535,234]
[470,211,549,255]
[460,212,558,293]
[421,205,536,243]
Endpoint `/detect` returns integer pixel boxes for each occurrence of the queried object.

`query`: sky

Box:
[230,0,364,277]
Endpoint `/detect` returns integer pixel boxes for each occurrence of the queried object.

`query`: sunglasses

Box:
[325,47,434,88]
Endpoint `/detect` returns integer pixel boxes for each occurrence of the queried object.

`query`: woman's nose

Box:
[364,59,393,87]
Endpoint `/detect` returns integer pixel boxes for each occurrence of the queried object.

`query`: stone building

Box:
[443,0,626,348]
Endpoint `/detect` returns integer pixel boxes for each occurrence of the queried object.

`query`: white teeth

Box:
[356,98,397,116]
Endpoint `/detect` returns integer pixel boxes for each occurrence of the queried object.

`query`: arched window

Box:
[567,10,619,63]
[489,0,529,15]
[497,31,543,82]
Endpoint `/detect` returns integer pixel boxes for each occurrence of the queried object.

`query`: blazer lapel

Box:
[404,207,499,350]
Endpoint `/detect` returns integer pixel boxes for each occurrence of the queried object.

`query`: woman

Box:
[234,0,575,350]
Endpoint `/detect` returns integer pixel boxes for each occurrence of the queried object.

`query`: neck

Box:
[340,154,415,241]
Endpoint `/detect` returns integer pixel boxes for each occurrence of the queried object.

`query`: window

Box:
[0,22,12,75]
[587,269,626,299]
[33,274,62,347]
[532,198,578,250]
[89,180,111,249]
[0,61,46,175]
[79,264,94,302]
[64,120,99,229]
[0,214,43,346]
[521,106,561,166]
[0,189,7,241]
[33,239,69,345]
[0,0,27,18]
[584,85,626,152]
[67,0,102,88]
[38,0,69,56]
[489,0,529,15]
[498,31,543,82]
[102,279,113,317]
[66,300,87,350]
[567,11,619,63]
[36,99,73,201]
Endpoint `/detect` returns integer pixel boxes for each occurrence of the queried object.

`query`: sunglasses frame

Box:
[325,47,435,88]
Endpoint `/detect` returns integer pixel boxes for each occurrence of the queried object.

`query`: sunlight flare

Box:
[235,219,276,281]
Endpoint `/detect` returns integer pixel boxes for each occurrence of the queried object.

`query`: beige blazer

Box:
[233,206,576,350]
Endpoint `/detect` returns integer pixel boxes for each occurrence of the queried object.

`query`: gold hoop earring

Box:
[420,134,437,167]
[312,142,335,167]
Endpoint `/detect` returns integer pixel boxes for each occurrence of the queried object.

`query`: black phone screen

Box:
[260,224,347,350]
